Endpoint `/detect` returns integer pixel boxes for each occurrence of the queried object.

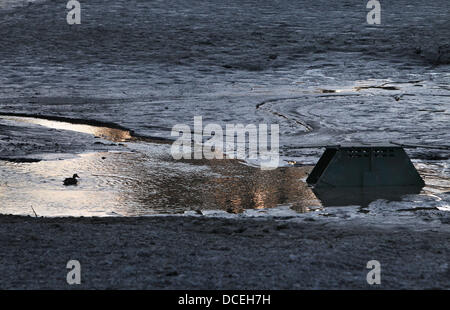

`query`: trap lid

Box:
[306,145,425,188]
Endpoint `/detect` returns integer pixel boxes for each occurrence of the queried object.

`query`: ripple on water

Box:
[0,147,323,216]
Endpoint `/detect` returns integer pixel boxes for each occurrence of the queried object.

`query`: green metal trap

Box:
[306,145,425,188]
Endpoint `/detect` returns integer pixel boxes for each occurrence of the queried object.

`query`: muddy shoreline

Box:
[0,0,449,290]
[0,214,448,289]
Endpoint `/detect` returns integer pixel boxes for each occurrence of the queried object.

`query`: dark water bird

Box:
[63,174,80,186]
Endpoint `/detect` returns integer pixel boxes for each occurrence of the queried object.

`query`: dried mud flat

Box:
[0,214,448,289]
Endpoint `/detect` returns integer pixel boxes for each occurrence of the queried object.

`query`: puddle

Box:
[0,114,448,217]
[0,150,323,217]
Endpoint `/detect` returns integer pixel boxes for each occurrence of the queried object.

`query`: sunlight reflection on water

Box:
[1,116,133,142]
[0,150,323,216]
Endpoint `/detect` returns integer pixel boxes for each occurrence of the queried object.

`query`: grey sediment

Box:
[0,214,448,289]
